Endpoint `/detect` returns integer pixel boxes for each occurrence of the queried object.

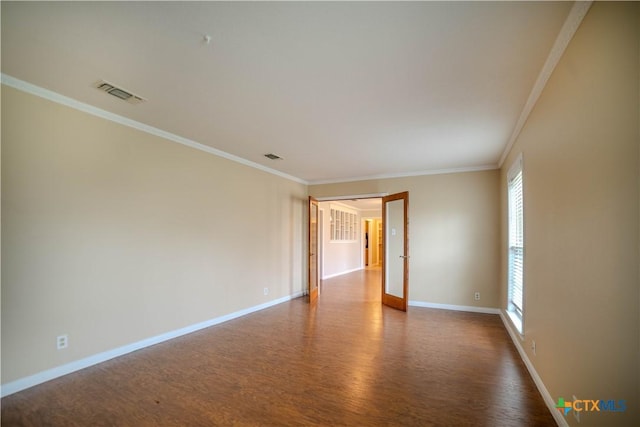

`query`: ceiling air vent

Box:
[264,153,283,160]
[94,80,146,105]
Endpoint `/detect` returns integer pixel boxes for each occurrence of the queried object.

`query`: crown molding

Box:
[308,164,499,186]
[1,74,309,185]
[498,1,593,167]
[315,193,388,202]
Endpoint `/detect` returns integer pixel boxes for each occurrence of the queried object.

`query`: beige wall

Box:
[1,86,307,384]
[500,3,639,426]
[3,5,638,423]
[310,170,501,308]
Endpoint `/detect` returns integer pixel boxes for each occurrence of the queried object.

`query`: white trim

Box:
[329,200,380,213]
[322,267,363,280]
[507,152,523,183]
[0,291,303,398]
[498,1,593,167]
[0,74,501,186]
[500,311,567,427]
[309,164,498,185]
[506,310,524,338]
[408,300,501,315]
[315,193,388,202]
[404,301,565,426]
[0,74,308,185]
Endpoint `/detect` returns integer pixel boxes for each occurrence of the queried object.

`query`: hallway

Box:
[2,269,555,426]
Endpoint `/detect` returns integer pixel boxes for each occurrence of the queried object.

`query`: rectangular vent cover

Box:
[264,153,283,160]
[94,80,146,105]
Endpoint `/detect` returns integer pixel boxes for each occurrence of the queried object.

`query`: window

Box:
[507,155,524,332]
[330,207,357,241]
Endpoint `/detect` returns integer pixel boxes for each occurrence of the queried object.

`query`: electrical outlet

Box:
[263,287,269,296]
[532,340,536,356]
[57,334,68,350]
[474,292,480,301]
[573,395,580,423]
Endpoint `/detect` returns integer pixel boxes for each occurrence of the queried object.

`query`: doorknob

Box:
[399,255,408,259]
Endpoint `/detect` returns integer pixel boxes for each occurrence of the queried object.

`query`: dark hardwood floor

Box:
[1,268,556,426]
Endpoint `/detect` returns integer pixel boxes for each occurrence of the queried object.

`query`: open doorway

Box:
[316,198,382,280]
[308,193,409,311]
[363,218,383,268]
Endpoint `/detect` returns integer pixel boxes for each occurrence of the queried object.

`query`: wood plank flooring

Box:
[2,268,556,426]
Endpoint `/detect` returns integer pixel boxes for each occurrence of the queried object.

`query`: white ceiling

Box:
[2,1,576,184]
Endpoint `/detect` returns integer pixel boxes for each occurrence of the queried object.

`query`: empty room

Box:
[1,1,638,426]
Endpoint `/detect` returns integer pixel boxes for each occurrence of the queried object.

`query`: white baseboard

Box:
[322,267,363,280]
[0,293,565,427]
[499,311,566,427]
[409,300,501,314]
[410,301,562,426]
[1,291,304,398]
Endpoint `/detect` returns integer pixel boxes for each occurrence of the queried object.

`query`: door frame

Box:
[310,192,409,311]
[308,196,319,303]
[314,193,387,277]
[381,191,409,311]
[318,208,324,285]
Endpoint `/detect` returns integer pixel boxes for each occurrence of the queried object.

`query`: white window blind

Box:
[507,156,524,325]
